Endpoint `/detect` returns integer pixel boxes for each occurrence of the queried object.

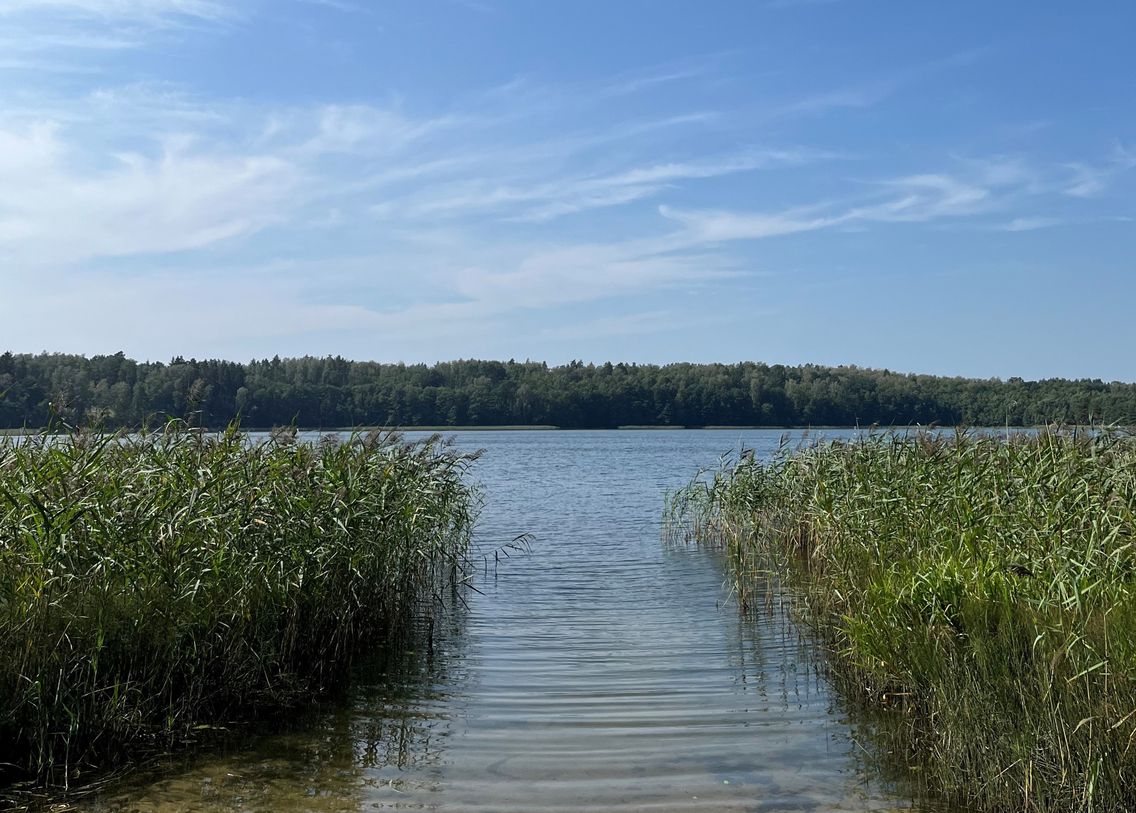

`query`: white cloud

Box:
[0,0,232,23]
[299,105,466,155]
[783,83,895,115]
[771,48,990,122]
[381,149,834,223]
[0,120,295,265]
[657,168,1016,245]
[854,173,992,221]
[288,0,375,16]
[0,0,237,61]
[1063,144,1136,198]
[1065,165,1107,198]
[459,245,734,310]
[509,185,669,223]
[0,85,480,265]
[659,204,834,242]
[997,216,1062,232]
[596,57,725,98]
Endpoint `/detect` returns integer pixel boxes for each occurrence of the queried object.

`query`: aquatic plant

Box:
[671,429,1136,812]
[0,424,479,788]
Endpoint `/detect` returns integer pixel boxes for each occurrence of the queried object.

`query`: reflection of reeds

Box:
[671,428,1136,812]
[0,424,478,790]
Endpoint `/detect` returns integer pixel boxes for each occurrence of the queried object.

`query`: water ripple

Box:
[83,430,962,813]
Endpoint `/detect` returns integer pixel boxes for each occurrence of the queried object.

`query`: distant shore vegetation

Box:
[2,351,1134,430]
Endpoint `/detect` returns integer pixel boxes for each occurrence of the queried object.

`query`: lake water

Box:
[80,429,963,813]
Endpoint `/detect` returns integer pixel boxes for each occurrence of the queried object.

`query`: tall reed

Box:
[671,429,1136,812]
[0,424,478,788]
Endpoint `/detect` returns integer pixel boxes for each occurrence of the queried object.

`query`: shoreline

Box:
[2,424,1058,435]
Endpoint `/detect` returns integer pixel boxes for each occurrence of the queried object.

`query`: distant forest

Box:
[1,351,1134,429]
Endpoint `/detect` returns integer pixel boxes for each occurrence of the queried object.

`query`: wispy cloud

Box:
[995,216,1062,232]
[296,104,468,155]
[1063,144,1136,198]
[288,0,375,16]
[0,55,105,73]
[0,72,732,267]
[782,82,896,115]
[659,204,833,242]
[855,173,992,221]
[448,0,499,15]
[0,0,233,23]
[0,28,140,52]
[0,0,238,60]
[657,165,1029,245]
[0,119,295,265]
[774,47,989,120]
[392,148,835,223]
[596,55,729,98]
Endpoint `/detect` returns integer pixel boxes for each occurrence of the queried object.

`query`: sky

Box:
[0,1,1133,380]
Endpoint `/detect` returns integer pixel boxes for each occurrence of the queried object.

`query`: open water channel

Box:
[81,429,965,813]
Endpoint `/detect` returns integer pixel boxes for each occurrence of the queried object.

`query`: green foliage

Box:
[0,424,478,787]
[673,430,1136,812]
[2,351,1135,429]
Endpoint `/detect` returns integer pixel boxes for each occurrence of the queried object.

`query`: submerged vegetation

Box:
[0,424,479,790]
[671,429,1136,812]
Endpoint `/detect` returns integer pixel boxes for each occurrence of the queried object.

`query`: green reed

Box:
[670,429,1136,812]
[0,424,478,788]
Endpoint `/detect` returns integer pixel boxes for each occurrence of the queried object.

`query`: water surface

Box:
[83,429,961,813]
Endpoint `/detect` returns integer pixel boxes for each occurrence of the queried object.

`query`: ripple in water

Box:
[81,430,966,813]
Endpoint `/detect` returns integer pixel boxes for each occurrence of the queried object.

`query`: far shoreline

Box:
[1,423,1071,436]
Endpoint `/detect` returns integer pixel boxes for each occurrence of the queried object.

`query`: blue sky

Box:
[1,1,1133,380]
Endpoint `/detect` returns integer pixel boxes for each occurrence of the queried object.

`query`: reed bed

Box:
[0,425,478,789]
[670,429,1136,812]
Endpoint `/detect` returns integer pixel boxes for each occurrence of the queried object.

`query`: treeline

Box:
[1,351,1134,429]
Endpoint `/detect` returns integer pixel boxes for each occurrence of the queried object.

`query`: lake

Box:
[81,429,964,812]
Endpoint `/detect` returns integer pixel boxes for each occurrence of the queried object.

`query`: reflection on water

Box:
[79,430,963,813]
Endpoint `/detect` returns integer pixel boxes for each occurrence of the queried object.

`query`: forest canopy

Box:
[1,351,1133,429]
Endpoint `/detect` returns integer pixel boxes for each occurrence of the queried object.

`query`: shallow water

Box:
[79,429,962,813]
